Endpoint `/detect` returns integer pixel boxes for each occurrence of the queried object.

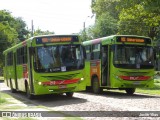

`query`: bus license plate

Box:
[133,81,140,85]
[58,85,66,89]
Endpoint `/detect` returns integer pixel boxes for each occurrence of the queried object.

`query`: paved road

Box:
[1,82,160,119]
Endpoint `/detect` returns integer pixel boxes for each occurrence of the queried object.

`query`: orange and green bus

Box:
[83,35,154,94]
[3,34,86,99]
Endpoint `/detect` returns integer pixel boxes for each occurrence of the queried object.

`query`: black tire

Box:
[86,86,92,92]
[10,79,16,93]
[92,77,101,94]
[66,92,74,97]
[26,84,34,99]
[125,88,136,95]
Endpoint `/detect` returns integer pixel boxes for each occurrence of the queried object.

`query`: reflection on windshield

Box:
[34,45,84,72]
[114,45,154,69]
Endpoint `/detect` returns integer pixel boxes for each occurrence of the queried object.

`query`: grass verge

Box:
[136,82,160,95]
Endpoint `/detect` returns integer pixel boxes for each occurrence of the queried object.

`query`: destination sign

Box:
[120,37,144,43]
[42,37,71,43]
[36,36,79,44]
[117,37,151,44]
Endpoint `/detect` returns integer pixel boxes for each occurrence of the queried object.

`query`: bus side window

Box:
[23,47,27,64]
[85,45,91,60]
[92,44,100,60]
[7,52,13,66]
[16,47,27,65]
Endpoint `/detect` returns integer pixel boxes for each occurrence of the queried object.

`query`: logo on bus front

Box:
[129,77,139,80]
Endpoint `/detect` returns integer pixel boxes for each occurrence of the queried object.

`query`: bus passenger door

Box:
[101,45,109,86]
[14,53,18,90]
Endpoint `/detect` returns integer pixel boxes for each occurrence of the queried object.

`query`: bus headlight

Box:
[80,78,84,81]
[38,82,42,85]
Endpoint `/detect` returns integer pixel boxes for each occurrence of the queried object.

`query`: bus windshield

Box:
[34,45,84,72]
[113,45,154,69]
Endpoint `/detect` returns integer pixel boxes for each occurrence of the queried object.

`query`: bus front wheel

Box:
[66,92,74,97]
[125,88,136,95]
[92,77,101,94]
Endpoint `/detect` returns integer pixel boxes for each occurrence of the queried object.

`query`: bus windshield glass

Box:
[113,45,154,69]
[34,45,84,72]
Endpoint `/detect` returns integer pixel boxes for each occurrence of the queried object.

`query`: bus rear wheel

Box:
[92,77,101,94]
[125,88,136,95]
[26,84,34,99]
[66,92,74,97]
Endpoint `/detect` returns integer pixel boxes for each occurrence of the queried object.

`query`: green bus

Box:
[3,34,86,99]
[83,35,154,94]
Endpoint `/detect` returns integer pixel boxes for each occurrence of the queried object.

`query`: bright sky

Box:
[0,0,95,34]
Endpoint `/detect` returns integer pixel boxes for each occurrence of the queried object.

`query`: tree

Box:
[0,10,29,42]
[89,0,160,40]
[89,12,118,39]
[117,0,160,40]
[0,10,18,67]
[91,0,120,19]
[34,28,55,36]
[81,0,119,40]
[13,17,29,41]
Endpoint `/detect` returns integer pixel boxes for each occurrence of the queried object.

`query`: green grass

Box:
[136,83,160,95]
[0,98,7,104]
[0,93,12,104]
[0,93,19,110]
[106,80,160,96]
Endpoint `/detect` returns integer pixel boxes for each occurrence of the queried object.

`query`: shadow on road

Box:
[0,80,4,83]
[1,88,87,108]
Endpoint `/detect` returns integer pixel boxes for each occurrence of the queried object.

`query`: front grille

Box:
[43,73,79,81]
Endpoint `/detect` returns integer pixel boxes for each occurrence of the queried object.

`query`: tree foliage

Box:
[117,0,160,39]
[82,0,119,40]
[0,10,29,43]
[88,12,118,39]
[0,10,55,67]
[92,0,119,19]
[0,10,31,67]
[34,28,55,36]
[0,10,18,67]
[14,17,29,41]
[82,0,160,41]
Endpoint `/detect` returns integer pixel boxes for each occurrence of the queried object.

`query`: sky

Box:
[0,0,95,34]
